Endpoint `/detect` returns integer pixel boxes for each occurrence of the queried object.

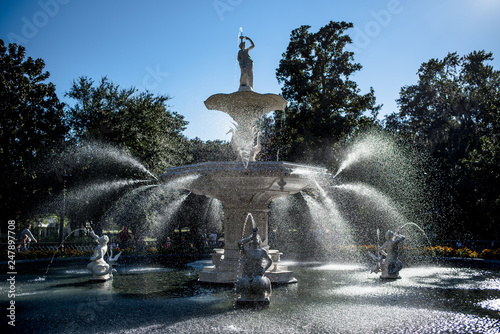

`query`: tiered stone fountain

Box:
[159,36,326,283]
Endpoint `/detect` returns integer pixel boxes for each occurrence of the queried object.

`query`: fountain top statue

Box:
[205,35,286,119]
[238,35,255,92]
[204,35,286,165]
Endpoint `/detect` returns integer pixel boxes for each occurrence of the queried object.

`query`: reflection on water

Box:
[478,298,500,311]
[312,263,365,271]
[64,269,89,275]
[121,266,174,273]
[2,260,499,333]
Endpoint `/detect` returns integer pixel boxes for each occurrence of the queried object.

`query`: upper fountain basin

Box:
[204,91,287,123]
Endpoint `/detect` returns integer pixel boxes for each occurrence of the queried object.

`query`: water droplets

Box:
[270,131,434,258]
[334,132,396,178]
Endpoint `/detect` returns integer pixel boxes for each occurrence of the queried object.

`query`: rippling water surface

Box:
[2,260,499,333]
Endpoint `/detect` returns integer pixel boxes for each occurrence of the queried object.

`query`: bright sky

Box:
[1,0,499,141]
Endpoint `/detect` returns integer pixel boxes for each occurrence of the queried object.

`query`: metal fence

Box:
[434,240,499,251]
[2,240,159,253]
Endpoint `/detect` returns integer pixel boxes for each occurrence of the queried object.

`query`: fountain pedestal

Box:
[159,161,325,284]
[198,207,295,284]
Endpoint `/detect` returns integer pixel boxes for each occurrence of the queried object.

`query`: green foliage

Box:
[273,21,380,165]
[65,76,191,175]
[0,40,68,221]
[59,75,193,232]
[390,51,499,167]
[387,51,500,239]
[256,115,280,162]
[188,138,235,163]
[157,244,199,255]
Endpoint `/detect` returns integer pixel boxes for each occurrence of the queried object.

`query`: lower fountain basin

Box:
[7,259,500,333]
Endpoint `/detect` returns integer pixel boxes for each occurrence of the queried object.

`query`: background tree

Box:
[65,76,190,175]
[387,51,500,239]
[188,138,235,163]
[274,21,380,166]
[256,115,280,162]
[63,77,236,234]
[0,40,68,227]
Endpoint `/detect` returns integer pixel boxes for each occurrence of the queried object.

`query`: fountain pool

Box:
[3,259,499,333]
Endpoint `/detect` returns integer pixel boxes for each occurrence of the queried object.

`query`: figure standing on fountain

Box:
[379,230,406,279]
[236,227,272,303]
[238,36,255,91]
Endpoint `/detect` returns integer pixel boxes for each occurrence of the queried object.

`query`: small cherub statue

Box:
[236,227,273,304]
[369,230,406,279]
[87,230,122,281]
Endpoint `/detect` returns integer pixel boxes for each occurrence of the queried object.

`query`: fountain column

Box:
[194,173,299,284]
[201,207,270,283]
[223,208,269,257]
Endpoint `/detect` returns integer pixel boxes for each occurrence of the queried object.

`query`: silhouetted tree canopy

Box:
[386,51,500,239]
[65,76,190,175]
[273,21,380,166]
[0,40,68,222]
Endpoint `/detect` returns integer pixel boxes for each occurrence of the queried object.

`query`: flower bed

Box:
[0,244,201,261]
[421,246,499,259]
[2,245,500,261]
[362,245,500,260]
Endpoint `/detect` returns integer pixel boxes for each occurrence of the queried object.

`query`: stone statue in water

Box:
[238,36,255,92]
[236,227,273,305]
[369,230,406,279]
[87,230,122,281]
